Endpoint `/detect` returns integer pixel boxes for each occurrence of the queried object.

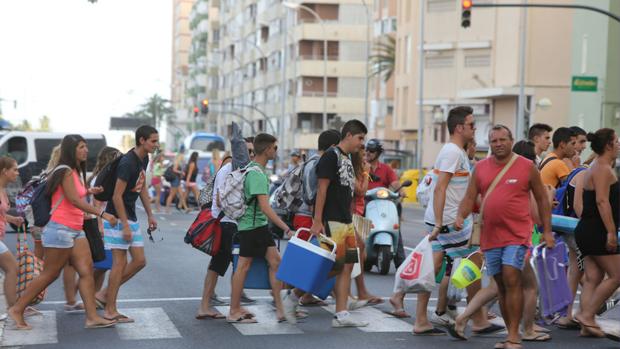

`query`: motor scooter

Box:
[364,180,412,275]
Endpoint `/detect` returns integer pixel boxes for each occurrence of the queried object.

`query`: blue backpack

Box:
[552,167,586,216]
[30,165,71,227]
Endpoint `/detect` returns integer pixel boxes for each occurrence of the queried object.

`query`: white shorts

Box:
[103,221,144,250]
[0,240,8,254]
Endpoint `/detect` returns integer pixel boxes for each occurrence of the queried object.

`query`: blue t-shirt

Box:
[105,149,148,222]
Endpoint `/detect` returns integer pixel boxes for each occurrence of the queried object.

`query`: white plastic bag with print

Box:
[393,236,436,293]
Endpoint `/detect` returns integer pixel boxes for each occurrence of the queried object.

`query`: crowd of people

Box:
[0,108,619,348]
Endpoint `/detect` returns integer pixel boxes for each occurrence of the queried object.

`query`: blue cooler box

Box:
[552,215,579,234]
[276,229,336,294]
[94,249,113,270]
[232,244,271,289]
[315,277,336,300]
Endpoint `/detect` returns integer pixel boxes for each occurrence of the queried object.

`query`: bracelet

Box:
[99,210,105,218]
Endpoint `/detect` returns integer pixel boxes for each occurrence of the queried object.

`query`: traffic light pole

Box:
[471,3,620,23]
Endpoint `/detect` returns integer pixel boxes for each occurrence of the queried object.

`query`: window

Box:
[34,139,60,170]
[405,36,412,73]
[464,54,491,68]
[425,54,454,69]
[428,0,456,12]
[0,136,28,165]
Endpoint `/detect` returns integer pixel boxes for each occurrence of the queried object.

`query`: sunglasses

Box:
[147,227,163,243]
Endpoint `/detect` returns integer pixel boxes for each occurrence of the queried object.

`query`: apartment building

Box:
[214,0,371,151]
[369,0,399,148]
[395,0,573,168]
[569,0,620,133]
[171,0,196,144]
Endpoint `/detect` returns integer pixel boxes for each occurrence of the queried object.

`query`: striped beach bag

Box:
[16,226,46,305]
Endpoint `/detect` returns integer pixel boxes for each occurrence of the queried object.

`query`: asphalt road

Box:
[1,205,618,349]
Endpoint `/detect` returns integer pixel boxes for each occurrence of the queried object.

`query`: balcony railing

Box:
[299,54,339,61]
[301,91,338,97]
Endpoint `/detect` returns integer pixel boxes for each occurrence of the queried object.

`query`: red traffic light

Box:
[193,106,199,113]
[462,0,472,9]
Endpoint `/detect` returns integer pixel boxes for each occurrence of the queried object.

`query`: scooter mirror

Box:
[401,180,413,188]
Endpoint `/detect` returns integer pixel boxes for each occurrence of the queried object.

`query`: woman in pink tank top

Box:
[8,135,118,330]
[0,157,26,317]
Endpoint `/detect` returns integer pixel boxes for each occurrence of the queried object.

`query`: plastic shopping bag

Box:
[393,236,436,293]
[447,258,466,304]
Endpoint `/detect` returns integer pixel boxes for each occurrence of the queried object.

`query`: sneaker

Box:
[596,298,620,316]
[446,307,459,321]
[280,290,298,324]
[332,313,369,328]
[430,311,454,326]
[241,293,257,305]
[210,294,229,306]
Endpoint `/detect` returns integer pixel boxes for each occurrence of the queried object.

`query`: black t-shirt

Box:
[106,149,148,222]
[315,146,354,224]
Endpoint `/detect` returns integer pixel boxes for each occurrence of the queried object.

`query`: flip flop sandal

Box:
[296,311,309,320]
[533,325,551,333]
[24,307,42,317]
[383,309,411,318]
[299,298,328,307]
[365,297,385,306]
[64,303,85,313]
[494,341,507,349]
[504,340,523,349]
[196,313,226,320]
[472,324,506,335]
[85,321,116,329]
[413,327,446,336]
[556,320,580,330]
[446,324,467,340]
[606,333,620,342]
[523,332,551,341]
[227,316,257,324]
[105,315,135,324]
[95,298,106,310]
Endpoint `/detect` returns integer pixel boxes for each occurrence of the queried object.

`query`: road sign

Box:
[571,76,598,92]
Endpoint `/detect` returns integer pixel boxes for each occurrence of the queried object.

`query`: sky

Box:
[0,0,172,148]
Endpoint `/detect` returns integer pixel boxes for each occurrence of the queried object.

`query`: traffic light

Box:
[461,0,472,28]
[193,106,199,117]
[200,99,209,115]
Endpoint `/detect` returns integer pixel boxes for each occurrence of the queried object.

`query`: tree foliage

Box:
[369,35,396,82]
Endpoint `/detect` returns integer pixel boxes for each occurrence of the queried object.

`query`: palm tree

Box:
[369,35,396,82]
[139,94,174,128]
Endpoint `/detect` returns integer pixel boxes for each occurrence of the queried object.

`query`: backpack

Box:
[31,165,71,227]
[16,176,44,216]
[301,149,343,206]
[552,167,586,216]
[272,165,304,212]
[416,170,437,208]
[184,208,224,256]
[220,163,262,220]
[93,155,123,202]
[163,165,177,182]
[16,227,46,305]
[94,151,143,202]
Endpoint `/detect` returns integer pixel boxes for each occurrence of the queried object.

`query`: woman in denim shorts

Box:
[8,135,118,330]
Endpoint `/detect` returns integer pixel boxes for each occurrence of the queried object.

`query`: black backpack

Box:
[93,155,124,202]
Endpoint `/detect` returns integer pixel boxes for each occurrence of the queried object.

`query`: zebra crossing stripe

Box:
[322,305,413,332]
[115,308,182,340]
[215,304,303,336]
[1,310,58,346]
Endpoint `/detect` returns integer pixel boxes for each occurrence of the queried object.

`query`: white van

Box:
[0,131,107,203]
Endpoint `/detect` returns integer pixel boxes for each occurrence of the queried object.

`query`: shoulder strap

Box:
[479,154,519,222]
[565,166,586,184]
[538,156,558,171]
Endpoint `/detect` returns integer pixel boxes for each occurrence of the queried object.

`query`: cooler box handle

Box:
[294,228,337,256]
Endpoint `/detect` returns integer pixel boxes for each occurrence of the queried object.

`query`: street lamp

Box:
[361,0,371,129]
[283,1,328,130]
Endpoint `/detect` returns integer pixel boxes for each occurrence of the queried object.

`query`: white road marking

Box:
[1,310,57,346]
[42,296,437,305]
[323,305,412,332]
[115,307,182,340]
[170,222,177,226]
[215,304,303,335]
